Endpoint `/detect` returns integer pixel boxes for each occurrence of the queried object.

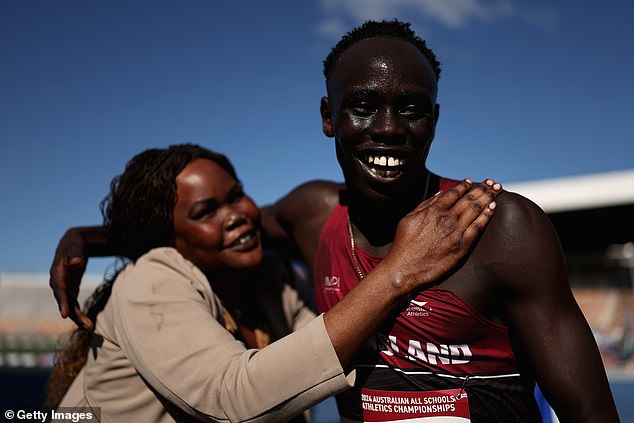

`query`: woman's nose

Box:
[225,212,247,231]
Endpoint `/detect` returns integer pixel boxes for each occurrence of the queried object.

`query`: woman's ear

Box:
[320,96,335,138]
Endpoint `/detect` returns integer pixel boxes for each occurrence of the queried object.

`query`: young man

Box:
[259,20,618,422]
[51,20,617,422]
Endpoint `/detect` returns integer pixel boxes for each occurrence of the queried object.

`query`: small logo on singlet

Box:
[324,275,341,292]
[406,299,432,317]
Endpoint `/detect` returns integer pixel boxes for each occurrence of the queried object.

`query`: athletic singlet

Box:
[313,180,538,422]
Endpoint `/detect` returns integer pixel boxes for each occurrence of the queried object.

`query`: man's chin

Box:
[351,180,407,203]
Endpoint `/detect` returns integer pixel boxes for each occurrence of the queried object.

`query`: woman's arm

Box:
[114,179,500,422]
[114,249,353,422]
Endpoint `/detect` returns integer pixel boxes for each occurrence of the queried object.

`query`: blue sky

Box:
[1,0,633,275]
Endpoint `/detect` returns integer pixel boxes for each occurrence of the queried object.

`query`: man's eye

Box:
[349,103,376,117]
[399,105,425,118]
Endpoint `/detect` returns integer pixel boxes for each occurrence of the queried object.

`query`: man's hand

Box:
[385,178,501,292]
[49,228,93,330]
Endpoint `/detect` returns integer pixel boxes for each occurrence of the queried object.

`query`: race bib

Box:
[361,388,471,422]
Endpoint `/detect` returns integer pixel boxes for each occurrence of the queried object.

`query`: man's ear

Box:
[320,96,335,137]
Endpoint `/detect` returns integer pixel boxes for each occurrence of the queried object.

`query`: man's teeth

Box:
[365,155,405,177]
[366,155,405,167]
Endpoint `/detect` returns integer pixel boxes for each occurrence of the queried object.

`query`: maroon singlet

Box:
[313,179,538,422]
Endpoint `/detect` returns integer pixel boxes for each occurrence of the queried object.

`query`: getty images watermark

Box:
[2,407,99,422]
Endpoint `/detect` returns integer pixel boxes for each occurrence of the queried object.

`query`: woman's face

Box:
[172,158,262,275]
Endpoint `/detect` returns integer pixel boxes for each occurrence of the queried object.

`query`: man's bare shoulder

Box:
[488,190,550,236]
[276,180,344,219]
[287,179,344,198]
[260,180,344,247]
[291,179,345,194]
[476,189,567,293]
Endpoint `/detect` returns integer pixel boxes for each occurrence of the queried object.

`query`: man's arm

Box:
[260,180,343,269]
[489,193,619,422]
[49,225,112,329]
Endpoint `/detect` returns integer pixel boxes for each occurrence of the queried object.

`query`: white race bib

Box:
[360,388,471,422]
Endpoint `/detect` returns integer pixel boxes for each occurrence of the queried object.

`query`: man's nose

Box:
[370,107,405,144]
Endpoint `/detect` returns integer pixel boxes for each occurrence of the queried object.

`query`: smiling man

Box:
[259,20,619,422]
[50,20,618,422]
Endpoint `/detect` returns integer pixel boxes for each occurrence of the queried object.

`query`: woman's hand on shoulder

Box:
[384,178,502,294]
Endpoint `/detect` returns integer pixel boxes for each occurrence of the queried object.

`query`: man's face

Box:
[322,38,439,202]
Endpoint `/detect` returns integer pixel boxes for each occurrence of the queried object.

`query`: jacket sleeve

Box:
[112,250,354,423]
[279,282,318,333]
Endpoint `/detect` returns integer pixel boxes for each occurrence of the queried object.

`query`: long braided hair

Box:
[44,144,237,406]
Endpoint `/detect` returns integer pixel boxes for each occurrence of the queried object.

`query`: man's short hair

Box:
[323,19,441,84]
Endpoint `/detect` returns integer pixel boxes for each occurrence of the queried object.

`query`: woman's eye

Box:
[192,206,217,220]
[230,190,245,204]
[229,184,246,204]
[195,211,215,220]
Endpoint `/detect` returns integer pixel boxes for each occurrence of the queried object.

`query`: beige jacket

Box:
[59,247,354,422]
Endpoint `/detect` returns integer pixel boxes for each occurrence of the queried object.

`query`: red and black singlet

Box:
[313,180,538,422]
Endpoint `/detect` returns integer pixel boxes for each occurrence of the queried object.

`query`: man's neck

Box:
[346,172,437,253]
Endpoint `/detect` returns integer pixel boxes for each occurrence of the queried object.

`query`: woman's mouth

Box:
[226,230,258,250]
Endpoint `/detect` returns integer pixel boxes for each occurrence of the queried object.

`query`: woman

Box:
[47,144,499,422]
